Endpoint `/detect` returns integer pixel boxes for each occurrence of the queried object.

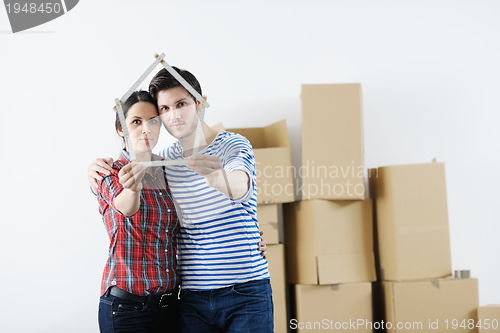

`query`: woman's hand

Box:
[259,231,267,260]
[118,163,146,193]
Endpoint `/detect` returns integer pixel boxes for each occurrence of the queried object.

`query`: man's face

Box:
[156,86,199,140]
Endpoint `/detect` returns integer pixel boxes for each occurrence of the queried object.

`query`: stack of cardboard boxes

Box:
[283,84,376,333]
[369,162,479,332]
[218,82,497,333]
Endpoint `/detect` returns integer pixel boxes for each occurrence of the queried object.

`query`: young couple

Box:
[88,67,273,333]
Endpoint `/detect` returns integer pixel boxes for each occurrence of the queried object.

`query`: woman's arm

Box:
[114,163,146,216]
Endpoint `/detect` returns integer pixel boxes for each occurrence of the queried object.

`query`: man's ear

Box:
[196,96,207,112]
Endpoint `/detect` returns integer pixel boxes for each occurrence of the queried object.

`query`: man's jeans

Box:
[178,279,274,333]
[98,292,178,333]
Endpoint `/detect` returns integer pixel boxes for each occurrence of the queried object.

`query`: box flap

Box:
[264,119,290,148]
[228,127,266,148]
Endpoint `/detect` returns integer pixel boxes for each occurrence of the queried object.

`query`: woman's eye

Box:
[178,102,185,108]
[150,118,158,124]
[132,119,141,125]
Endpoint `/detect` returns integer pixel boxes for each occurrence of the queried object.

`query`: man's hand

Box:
[186,154,223,188]
[88,157,114,194]
[118,163,146,193]
[186,155,249,200]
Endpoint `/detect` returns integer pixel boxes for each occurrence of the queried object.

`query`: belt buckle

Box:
[159,292,172,308]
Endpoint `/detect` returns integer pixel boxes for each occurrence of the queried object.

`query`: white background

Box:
[1,0,499,332]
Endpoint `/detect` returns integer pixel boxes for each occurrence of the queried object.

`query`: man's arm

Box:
[88,157,114,194]
[186,155,249,200]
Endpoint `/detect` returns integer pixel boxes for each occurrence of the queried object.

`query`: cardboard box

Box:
[478,305,500,332]
[380,278,479,333]
[285,199,376,285]
[301,83,365,200]
[211,123,225,132]
[228,119,295,204]
[369,162,452,281]
[258,203,284,245]
[267,244,287,333]
[291,283,373,332]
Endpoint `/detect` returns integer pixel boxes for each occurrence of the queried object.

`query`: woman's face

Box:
[119,101,161,156]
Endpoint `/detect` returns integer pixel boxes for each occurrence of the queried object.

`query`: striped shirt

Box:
[97,150,180,296]
[160,131,270,291]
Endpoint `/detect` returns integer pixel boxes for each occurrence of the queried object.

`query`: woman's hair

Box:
[115,90,158,142]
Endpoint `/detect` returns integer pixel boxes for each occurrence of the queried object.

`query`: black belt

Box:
[109,286,178,308]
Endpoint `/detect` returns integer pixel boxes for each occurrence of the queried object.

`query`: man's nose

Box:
[172,108,182,119]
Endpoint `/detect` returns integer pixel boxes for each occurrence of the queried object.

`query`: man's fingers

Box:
[89,177,99,194]
[94,164,112,176]
[103,157,114,167]
[95,158,113,174]
[188,155,222,169]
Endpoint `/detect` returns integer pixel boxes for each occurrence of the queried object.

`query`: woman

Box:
[96,91,179,333]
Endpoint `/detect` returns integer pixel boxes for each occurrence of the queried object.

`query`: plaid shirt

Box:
[97,150,180,296]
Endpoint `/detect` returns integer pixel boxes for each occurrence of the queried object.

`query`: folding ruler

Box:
[113,53,210,167]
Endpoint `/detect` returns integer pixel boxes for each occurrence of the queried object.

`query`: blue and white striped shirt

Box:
[160,131,270,291]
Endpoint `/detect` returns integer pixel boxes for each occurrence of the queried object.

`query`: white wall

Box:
[1,1,499,332]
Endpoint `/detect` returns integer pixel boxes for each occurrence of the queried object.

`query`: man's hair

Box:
[148,66,202,103]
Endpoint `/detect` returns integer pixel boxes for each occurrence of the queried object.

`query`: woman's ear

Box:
[117,126,124,137]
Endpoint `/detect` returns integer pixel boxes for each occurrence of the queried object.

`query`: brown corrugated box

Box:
[478,305,500,332]
[369,162,452,281]
[227,119,295,204]
[291,283,373,332]
[257,203,284,245]
[380,278,479,333]
[301,83,365,200]
[267,244,287,333]
[285,199,376,285]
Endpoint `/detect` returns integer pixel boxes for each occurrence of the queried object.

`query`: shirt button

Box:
[159,192,163,196]
[166,269,169,272]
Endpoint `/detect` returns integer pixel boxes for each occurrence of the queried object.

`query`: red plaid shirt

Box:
[97,150,180,296]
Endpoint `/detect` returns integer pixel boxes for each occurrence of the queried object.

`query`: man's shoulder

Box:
[160,141,182,160]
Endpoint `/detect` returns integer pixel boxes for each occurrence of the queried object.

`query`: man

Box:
[89,67,273,333]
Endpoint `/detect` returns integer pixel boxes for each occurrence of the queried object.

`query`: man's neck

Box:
[180,123,219,157]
